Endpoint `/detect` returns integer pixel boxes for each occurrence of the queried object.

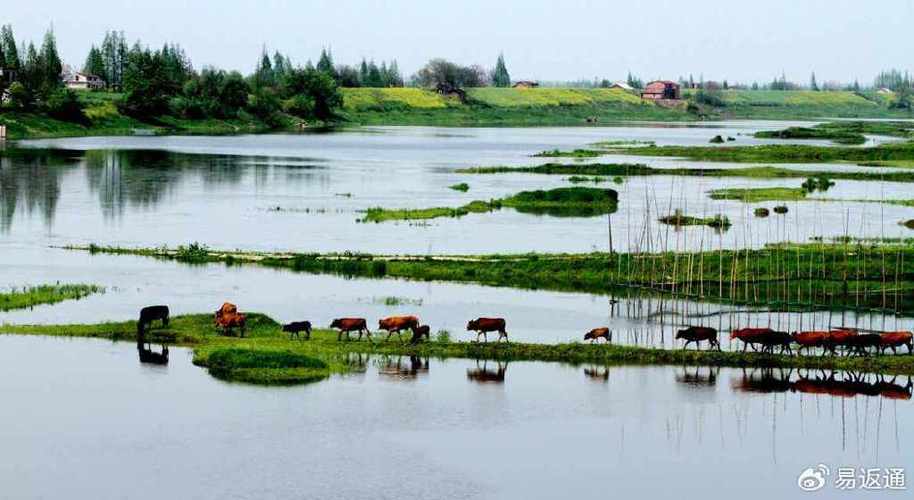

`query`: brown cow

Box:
[214,302,246,337]
[584,327,611,343]
[330,318,371,341]
[467,317,508,343]
[378,315,420,341]
[824,328,858,355]
[730,328,775,352]
[676,326,720,350]
[791,331,832,356]
[879,331,913,355]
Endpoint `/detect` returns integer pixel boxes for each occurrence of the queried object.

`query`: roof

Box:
[611,82,633,90]
[643,80,679,92]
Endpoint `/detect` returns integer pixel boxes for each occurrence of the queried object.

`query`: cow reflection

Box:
[466,360,507,384]
[731,367,794,394]
[377,355,430,380]
[675,366,719,388]
[732,368,913,400]
[584,365,610,382]
[346,352,369,374]
[137,344,169,365]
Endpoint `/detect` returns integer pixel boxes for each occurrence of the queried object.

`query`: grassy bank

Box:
[754,121,914,145]
[618,140,914,164]
[69,242,914,315]
[0,284,104,311]
[4,313,914,385]
[657,211,731,229]
[709,187,809,202]
[360,187,618,223]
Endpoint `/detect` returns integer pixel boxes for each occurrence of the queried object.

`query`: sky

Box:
[4,0,913,84]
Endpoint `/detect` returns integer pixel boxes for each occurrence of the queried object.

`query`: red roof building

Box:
[641,80,681,100]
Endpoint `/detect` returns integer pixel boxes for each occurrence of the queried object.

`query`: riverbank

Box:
[65,242,914,315]
[3,313,913,385]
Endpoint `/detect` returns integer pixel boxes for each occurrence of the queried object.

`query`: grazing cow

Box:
[330,318,371,341]
[378,315,420,341]
[410,324,431,345]
[791,331,831,356]
[730,328,775,352]
[675,326,720,351]
[467,317,508,343]
[282,321,312,340]
[214,302,247,337]
[584,327,612,343]
[137,305,170,336]
[844,334,882,356]
[879,331,914,355]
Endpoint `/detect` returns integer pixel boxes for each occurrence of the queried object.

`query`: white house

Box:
[610,81,634,91]
[65,72,106,91]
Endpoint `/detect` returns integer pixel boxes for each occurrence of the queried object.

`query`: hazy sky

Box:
[4,0,912,83]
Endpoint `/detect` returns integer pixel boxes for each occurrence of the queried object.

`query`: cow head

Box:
[330,318,341,329]
[466,319,478,331]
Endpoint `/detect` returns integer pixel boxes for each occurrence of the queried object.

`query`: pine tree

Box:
[810,72,819,91]
[254,47,274,88]
[387,60,402,86]
[359,59,369,85]
[39,28,62,91]
[83,45,106,77]
[492,53,510,87]
[1,25,20,70]
[317,48,335,78]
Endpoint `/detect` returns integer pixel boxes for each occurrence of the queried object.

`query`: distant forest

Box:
[1,24,912,124]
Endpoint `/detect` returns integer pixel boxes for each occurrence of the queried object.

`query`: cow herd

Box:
[137,304,914,356]
[676,325,914,356]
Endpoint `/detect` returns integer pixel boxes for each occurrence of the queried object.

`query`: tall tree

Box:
[254,47,274,88]
[810,72,819,91]
[39,28,62,90]
[83,45,106,77]
[492,53,510,87]
[0,25,19,70]
[316,48,335,78]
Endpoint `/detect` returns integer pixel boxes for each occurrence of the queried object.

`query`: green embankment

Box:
[69,242,914,315]
[360,187,618,223]
[754,121,914,145]
[0,284,104,311]
[709,187,809,202]
[685,89,913,119]
[4,313,914,385]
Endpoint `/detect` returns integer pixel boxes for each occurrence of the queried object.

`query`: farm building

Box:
[641,80,681,100]
[65,72,106,91]
[609,81,634,91]
[512,81,539,89]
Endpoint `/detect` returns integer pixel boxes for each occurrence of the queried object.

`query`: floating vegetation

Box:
[567,176,607,183]
[458,163,914,183]
[448,182,470,192]
[360,187,618,222]
[370,296,424,306]
[658,209,731,229]
[754,207,770,217]
[901,220,914,230]
[755,121,914,145]
[534,148,603,158]
[709,187,808,202]
[0,284,104,312]
[591,139,656,148]
[619,140,914,164]
[773,205,789,214]
[709,135,725,144]
[801,176,835,192]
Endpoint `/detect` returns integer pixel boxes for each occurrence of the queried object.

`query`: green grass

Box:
[360,187,618,222]
[66,242,914,315]
[619,141,914,164]
[458,162,914,183]
[754,121,914,145]
[448,182,470,192]
[5,314,914,385]
[0,284,104,311]
[683,89,912,119]
[709,187,809,202]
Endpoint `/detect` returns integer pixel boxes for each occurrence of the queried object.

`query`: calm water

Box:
[2,124,913,499]
[3,123,912,255]
[0,335,909,500]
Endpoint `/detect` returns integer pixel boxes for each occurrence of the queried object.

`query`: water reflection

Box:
[1,147,330,230]
[583,365,610,382]
[137,344,170,365]
[0,149,78,232]
[732,368,913,400]
[376,355,430,380]
[674,365,719,388]
[466,360,508,384]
